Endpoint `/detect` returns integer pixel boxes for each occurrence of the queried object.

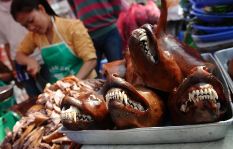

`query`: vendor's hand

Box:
[26,58,40,76]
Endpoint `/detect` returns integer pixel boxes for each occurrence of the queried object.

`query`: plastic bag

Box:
[11,81,29,104]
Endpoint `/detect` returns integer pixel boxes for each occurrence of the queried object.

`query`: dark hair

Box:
[11,0,56,20]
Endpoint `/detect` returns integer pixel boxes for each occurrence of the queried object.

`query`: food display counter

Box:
[1,0,233,148]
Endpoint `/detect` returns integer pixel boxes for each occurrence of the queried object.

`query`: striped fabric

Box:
[73,0,122,39]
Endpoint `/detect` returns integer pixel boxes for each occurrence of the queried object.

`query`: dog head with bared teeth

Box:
[104,74,165,129]
[168,66,229,125]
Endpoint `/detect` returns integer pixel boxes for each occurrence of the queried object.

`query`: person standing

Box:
[0,0,42,98]
[11,0,97,83]
[68,0,124,77]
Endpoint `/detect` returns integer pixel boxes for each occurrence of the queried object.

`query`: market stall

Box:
[1,0,233,149]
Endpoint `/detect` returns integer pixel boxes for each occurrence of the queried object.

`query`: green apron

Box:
[41,17,83,83]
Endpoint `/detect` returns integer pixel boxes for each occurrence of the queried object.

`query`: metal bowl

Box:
[0,84,14,102]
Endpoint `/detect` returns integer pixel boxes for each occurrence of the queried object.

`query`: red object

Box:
[117,0,160,50]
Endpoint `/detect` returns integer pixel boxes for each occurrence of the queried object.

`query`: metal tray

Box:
[60,53,233,145]
[214,48,233,96]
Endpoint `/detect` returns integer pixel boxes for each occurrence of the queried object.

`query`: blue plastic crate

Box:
[190,11,233,23]
[192,24,233,34]
[190,0,233,7]
[192,29,233,42]
[192,5,233,16]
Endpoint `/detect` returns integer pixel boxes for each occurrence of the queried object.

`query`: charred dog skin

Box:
[168,66,229,125]
[60,77,112,130]
[128,0,208,92]
[126,0,229,126]
[104,74,165,129]
[61,90,110,130]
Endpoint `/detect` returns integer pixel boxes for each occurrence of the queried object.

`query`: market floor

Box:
[81,125,233,149]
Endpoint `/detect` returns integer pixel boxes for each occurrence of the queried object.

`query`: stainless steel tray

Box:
[60,53,233,145]
[214,48,233,96]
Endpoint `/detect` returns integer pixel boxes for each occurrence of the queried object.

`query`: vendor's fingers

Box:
[27,66,40,76]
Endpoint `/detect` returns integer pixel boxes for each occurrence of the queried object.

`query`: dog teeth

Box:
[136,28,156,63]
[137,29,145,34]
[150,56,155,63]
[188,86,218,103]
[105,88,145,111]
[61,106,93,122]
[180,86,219,112]
[140,35,147,41]
[123,92,128,105]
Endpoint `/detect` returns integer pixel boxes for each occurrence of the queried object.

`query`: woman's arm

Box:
[15,32,39,76]
[76,58,96,79]
[16,51,40,76]
[70,19,97,79]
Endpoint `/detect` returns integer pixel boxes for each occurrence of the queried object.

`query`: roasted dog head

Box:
[129,24,183,92]
[60,78,111,130]
[104,74,164,129]
[128,0,207,92]
[168,66,229,125]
